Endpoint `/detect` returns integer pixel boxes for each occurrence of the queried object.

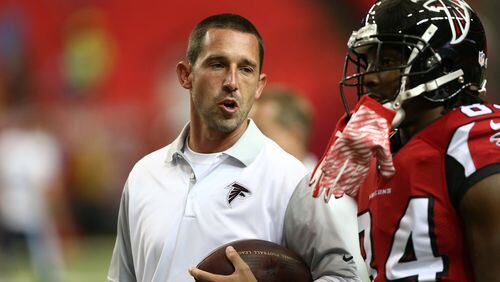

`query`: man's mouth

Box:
[218,98,239,113]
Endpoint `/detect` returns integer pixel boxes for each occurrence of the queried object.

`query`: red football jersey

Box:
[357,103,500,281]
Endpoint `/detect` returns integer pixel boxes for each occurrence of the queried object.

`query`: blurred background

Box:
[0,0,497,281]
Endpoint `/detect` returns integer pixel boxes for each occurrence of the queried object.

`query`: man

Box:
[315,0,500,281]
[250,86,317,171]
[108,14,360,282]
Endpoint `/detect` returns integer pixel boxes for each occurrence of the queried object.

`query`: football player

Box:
[316,0,500,281]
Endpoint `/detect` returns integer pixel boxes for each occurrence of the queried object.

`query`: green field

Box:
[0,236,114,282]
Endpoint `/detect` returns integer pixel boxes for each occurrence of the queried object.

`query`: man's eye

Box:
[210,63,224,69]
[240,67,254,74]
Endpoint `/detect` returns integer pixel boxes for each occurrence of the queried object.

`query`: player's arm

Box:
[283,175,362,282]
[460,173,500,282]
[108,182,137,282]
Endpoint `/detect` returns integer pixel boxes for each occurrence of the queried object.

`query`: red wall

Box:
[0,0,354,156]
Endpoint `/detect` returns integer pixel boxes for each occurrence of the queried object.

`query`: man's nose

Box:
[223,67,238,92]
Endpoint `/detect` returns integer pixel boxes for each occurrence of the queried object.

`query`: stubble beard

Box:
[202,104,249,133]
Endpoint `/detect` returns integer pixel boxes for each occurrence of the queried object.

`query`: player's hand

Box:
[189,246,257,282]
[311,95,396,202]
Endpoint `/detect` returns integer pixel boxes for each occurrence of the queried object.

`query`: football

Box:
[196,239,313,282]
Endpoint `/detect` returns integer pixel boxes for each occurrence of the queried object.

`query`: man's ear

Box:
[176,61,192,89]
[254,73,267,99]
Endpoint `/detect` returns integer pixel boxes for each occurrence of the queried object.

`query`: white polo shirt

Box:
[108,120,361,282]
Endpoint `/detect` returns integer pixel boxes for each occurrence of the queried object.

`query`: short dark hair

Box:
[187,13,264,71]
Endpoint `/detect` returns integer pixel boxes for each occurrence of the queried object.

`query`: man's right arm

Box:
[108,182,137,282]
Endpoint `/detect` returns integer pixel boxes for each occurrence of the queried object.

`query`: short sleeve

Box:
[446,118,500,209]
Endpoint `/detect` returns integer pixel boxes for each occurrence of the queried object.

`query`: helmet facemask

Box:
[340,23,467,128]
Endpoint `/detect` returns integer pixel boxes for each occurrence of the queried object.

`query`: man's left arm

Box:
[283,175,362,282]
[460,173,500,282]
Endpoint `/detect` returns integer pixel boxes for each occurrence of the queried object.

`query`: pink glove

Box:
[311,96,396,202]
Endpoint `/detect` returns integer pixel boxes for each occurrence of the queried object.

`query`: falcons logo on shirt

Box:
[423,0,471,44]
[226,182,251,207]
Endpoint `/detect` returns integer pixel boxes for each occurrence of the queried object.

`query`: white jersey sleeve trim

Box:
[447,123,476,177]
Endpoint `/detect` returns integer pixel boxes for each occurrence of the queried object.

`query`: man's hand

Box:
[189,246,257,282]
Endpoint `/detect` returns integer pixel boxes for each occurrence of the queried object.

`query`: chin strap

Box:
[386,68,465,127]
[385,103,406,129]
[401,69,465,101]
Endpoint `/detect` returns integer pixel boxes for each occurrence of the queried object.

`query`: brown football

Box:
[196,239,313,282]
